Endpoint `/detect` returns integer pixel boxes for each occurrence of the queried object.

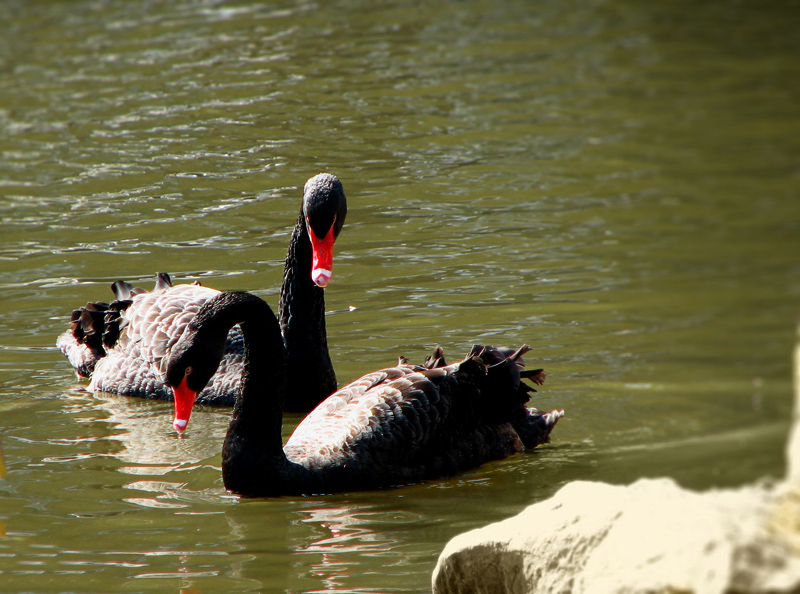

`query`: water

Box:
[1,0,799,591]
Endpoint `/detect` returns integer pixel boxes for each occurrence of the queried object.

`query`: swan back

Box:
[281,346,559,491]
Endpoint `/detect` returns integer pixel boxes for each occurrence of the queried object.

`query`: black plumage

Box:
[57,174,347,409]
[165,291,563,497]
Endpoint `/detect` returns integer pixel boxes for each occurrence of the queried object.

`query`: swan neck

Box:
[213,294,287,460]
[280,212,320,321]
[278,210,336,411]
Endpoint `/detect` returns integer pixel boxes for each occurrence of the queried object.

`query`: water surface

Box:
[1,1,799,592]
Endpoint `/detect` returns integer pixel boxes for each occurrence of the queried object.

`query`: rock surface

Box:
[432,334,800,594]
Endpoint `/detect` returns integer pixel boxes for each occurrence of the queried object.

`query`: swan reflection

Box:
[61,387,228,473]
[57,388,425,592]
[297,502,417,555]
[212,497,424,593]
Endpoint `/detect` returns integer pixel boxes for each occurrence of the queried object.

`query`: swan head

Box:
[165,312,228,433]
[303,173,347,287]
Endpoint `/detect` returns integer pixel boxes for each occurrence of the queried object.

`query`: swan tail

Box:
[56,302,109,377]
[57,273,173,377]
[511,407,564,449]
[459,344,557,433]
[521,367,546,387]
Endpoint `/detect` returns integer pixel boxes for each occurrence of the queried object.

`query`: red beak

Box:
[172,376,197,434]
[308,219,337,287]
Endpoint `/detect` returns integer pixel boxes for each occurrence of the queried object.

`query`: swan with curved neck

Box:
[166,291,563,496]
[57,173,346,410]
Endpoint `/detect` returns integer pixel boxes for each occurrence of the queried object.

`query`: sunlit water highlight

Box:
[1,1,799,592]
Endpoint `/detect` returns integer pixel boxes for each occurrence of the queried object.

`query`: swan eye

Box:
[185,366,193,377]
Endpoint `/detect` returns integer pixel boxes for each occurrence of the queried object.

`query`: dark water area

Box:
[1,0,799,592]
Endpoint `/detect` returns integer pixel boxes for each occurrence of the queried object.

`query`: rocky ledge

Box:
[432,332,800,594]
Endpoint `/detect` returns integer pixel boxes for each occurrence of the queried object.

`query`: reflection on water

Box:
[299,505,427,593]
[210,496,437,594]
[0,0,798,591]
[24,388,433,590]
[60,388,227,471]
[299,504,419,555]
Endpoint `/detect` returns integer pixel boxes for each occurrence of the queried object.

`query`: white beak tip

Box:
[312,268,332,287]
[173,418,188,434]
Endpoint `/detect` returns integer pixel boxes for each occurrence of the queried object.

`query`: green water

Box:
[1,1,799,592]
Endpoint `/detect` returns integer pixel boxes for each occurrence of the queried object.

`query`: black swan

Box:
[57,173,346,410]
[165,291,564,496]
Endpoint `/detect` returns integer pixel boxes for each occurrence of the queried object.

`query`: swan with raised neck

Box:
[57,173,347,411]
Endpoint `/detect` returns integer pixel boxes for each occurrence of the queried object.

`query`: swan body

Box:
[166,291,563,496]
[57,173,346,409]
[57,278,245,404]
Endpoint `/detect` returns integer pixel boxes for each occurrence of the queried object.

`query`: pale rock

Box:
[432,331,800,594]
